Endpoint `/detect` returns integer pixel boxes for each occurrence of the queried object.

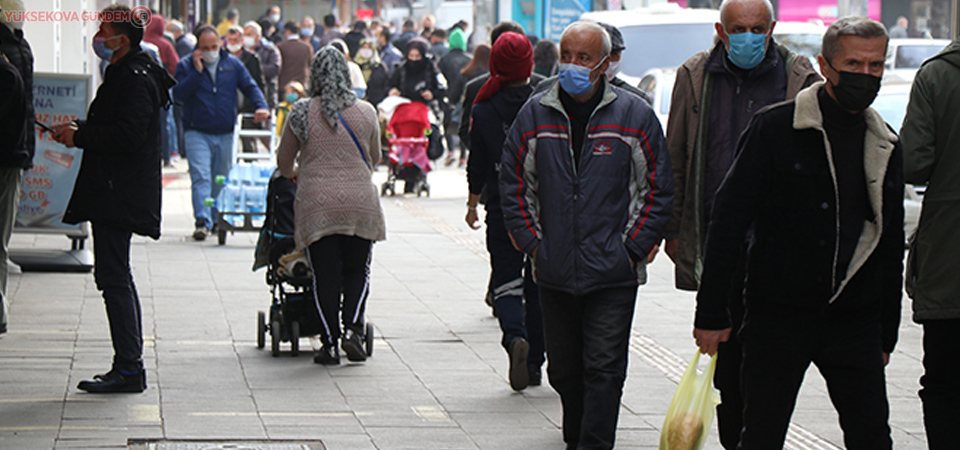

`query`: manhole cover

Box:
[128,440,324,450]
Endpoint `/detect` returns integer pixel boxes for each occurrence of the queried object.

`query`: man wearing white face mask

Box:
[500,20,673,450]
[174,25,269,241]
[663,2,819,446]
[243,21,281,109]
[226,26,265,113]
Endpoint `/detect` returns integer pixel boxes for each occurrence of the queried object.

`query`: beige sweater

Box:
[277,98,386,250]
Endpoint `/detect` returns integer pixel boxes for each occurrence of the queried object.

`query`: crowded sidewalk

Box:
[0,161,929,449]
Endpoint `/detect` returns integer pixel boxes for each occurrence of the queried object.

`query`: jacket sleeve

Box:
[880,141,905,353]
[498,104,540,255]
[663,65,693,240]
[237,59,269,111]
[276,117,300,180]
[173,58,203,104]
[73,71,158,154]
[365,107,381,167]
[901,70,937,184]
[262,45,281,80]
[624,112,674,261]
[694,112,773,330]
[467,103,488,196]
[458,78,480,150]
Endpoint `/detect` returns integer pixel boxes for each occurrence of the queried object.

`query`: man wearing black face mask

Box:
[693,16,903,449]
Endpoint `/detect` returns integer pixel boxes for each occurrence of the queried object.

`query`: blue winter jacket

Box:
[500,79,674,295]
[174,48,268,135]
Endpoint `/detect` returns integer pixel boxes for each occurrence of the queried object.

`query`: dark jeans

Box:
[305,235,372,347]
[539,284,638,450]
[738,313,891,450]
[715,251,746,450]
[92,222,143,373]
[486,210,544,371]
[920,319,960,450]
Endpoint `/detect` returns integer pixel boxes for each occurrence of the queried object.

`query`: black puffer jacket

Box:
[63,50,175,239]
[0,24,34,169]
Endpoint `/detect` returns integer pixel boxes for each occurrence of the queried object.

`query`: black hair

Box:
[490,21,524,45]
[283,21,299,34]
[352,20,367,31]
[403,19,415,29]
[102,4,144,48]
[380,27,393,42]
[194,24,218,41]
[225,8,239,20]
[431,28,447,39]
[324,14,336,28]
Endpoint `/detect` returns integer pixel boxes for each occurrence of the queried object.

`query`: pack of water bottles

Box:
[216,162,275,227]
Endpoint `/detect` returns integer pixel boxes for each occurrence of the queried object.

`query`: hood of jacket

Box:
[925,38,960,70]
[144,14,166,40]
[489,84,533,124]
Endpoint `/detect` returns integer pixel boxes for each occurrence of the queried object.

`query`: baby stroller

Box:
[253,169,375,357]
[381,101,434,197]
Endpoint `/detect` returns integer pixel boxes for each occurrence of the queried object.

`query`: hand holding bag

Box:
[659,351,722,450]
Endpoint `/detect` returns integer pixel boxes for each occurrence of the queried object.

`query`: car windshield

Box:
[895,45,943,68]
[618,23,716,77]
[775,33,822,61]
[873,91,909,131]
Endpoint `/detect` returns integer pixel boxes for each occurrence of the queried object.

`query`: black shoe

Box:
[192,225,209,241]
[313,345,340,365]
[508,337,530,391]
[341,328,367,362]
[0,323,6,335]
[528,368,542,386]
[77,370,146,393]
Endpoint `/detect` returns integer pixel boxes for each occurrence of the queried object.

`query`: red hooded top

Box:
[143,14,179,76]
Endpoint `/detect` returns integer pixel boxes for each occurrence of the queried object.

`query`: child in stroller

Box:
[253,169,374,357]
[381,101,435,196]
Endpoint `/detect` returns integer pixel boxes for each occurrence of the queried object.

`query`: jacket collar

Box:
[539,76,617,116]
[794,81,899,302]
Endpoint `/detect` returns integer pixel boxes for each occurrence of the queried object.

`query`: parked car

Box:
[885,38,950,82]
[773,21,827,69]
[637,67,676,130]
[581,4,718,79]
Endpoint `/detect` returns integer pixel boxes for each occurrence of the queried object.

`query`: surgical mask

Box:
[358,48,373,59]
[243,36,256,49]
[300,27,314,37]
[285,93,299,103]
[826,61,882,112]
[605,60,621,79]
[557,56,607,96]
[92,35,119,61]
[203,50,219,65]
[726,32,767,70]
[226,42,242,53]
[269,13,281,24]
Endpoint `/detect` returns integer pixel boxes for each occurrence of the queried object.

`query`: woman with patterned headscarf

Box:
[277,47,386,366]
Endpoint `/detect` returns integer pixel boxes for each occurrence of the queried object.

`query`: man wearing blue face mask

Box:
[500,20,673,450]
[663,1,819,447]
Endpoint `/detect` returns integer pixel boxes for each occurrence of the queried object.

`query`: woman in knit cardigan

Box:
[277,47,386,365]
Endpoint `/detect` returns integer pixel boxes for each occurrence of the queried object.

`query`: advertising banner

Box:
[16,73,90,236]
[546,0,592,42]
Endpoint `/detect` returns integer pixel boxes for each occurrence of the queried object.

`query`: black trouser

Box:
[738,313,891,450]
[715,251,746,450]
[305,235,372,347]
[539,284,638,450]
[485,210,544,371]
[92,222,143,373]
[920,319,960,450]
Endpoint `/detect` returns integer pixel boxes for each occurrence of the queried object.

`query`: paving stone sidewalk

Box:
[0,162,928,449]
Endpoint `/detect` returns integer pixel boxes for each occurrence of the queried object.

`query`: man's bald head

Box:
[719,0,774,29]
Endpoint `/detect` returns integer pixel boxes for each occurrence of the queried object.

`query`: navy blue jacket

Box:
[468,84,533,213]
[174,48,268,135]
[500,79,674,295]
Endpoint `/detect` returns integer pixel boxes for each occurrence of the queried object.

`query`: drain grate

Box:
[128,441,324,450]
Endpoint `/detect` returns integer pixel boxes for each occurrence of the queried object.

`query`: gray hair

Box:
[822,16,889,63]
[561,20,611,58]
[167,19,184,34]
[227,25,243,36]
[243,20,262,36]
[719,0,774,27]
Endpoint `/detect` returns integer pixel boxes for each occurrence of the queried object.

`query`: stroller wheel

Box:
[365,322,375,357]
[290,321,300,357]
[257,311,266,349]
[270,320,281,357]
